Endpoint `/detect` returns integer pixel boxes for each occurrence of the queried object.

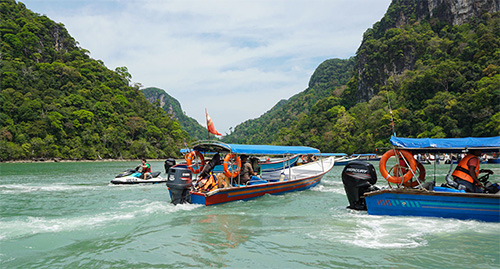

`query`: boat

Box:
[333,155,360,166]
[342,136,500,222]
[351,153,381,161]
[309,153,349,165]
[487,158,500,164]
[167,141,335,206]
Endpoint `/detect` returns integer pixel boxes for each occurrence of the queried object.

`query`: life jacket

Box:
[452,154,479,184]
[142,163,151,173]
[198,173,218,192]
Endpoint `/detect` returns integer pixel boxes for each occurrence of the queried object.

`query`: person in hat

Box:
[239,154,258,185]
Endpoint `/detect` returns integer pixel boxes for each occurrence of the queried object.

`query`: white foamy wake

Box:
[313,184,346,194]
[313,212,499,249]
[0,200,200,241]
[0,183,99,194]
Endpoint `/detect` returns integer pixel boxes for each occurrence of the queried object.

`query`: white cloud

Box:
[22,0,391,134]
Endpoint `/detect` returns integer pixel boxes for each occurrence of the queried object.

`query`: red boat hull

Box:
[190,174,324,205]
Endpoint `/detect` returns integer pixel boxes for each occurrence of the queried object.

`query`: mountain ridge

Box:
[141,87,208,140]
[224,0,499,153]
[0,0,188,160]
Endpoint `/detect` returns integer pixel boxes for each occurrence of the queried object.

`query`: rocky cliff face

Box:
[141,87,208,139]
[417,0,499,25]
[355,0,499,103]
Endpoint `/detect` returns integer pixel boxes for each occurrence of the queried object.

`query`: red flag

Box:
[206,109,222,136]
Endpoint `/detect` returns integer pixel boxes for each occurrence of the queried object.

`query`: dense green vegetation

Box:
[226,4,499,153]
[277,10,500,153]
[1,0,498,160]
[141,87,209,140]
[0,0,188,160]
[225,58,355,144]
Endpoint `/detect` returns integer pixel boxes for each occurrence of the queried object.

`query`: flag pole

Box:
[205,108,209,140]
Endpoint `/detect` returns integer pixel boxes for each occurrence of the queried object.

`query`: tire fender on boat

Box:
[379,149,417,184]
[186,150,205,174]
[403,161,426,187]
[223,153,241,178]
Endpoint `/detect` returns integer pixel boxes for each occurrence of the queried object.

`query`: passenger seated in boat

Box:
[305,154,317,163]
[452,149,493,193]
[239,155,259,185]
[196,173,217,192]
[196,172,229,192]
[199,152,221,179]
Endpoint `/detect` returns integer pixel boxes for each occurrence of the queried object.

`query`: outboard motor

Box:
[164,158,176,174]
[342,161,379,210]
[166,166,192,205]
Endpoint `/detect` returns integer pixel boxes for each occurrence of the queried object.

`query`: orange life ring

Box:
[223,153,241,178]
[185,151,205,174]
[379,149,417,184]
[403,161,426,187]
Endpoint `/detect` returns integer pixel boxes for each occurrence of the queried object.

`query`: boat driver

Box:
[239,155,258,185]
[452,149,493,193]
[140,159,151,180]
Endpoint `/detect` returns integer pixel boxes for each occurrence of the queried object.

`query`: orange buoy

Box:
[379,149,417,184]
[185,150,205,174]
[223,153,241,178]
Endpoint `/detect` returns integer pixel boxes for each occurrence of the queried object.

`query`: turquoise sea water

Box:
[1,160,499,268]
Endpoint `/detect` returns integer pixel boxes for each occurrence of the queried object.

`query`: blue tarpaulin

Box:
[390,136,500,152]
[190,141,320,155]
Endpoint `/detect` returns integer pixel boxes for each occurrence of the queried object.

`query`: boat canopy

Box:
[390,136,500,153]
[190,140,320,155]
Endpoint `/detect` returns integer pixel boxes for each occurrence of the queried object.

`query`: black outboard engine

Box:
[166,166,192,205]
[342,161,379,210]
[165,158,176,173]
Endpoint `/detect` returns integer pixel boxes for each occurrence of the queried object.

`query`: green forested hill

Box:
[0,0,188,160]
[277,4,500,153]
[141,87,208,140]
[224,58,355,144]
[2,0,498,160]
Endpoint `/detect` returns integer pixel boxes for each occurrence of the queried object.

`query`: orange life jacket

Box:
[198,173,218,192]
[452,154,479,184]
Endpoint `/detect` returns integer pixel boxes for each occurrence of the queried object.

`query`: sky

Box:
[20,0,392,134]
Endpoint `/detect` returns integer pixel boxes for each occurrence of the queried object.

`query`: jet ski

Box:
[111,166,165,184]
[110,159,176,185]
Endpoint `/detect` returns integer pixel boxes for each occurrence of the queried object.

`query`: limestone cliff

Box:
[355,0,499,103]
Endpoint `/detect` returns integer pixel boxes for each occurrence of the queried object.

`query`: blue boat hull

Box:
[487,158,500,164]
[365,189,500,222]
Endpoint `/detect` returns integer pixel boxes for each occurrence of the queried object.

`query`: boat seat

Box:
[247,180,268,185]
[433,186,466,193]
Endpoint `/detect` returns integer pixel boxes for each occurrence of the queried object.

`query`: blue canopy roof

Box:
[190,141,319,155]
[390,136,500,152]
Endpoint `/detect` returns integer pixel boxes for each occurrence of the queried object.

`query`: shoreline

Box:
[1,158,175,164]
